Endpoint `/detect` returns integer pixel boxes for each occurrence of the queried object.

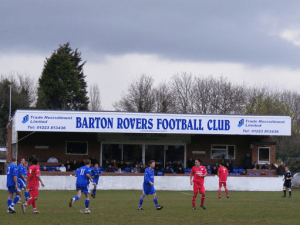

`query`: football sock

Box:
[85,198,90,208]
[225,188,229,197]
[32,200,36,209]
[12,195,20,206]
[201,196,205,206]
[93,188,96,196]
[25,191,30,201]
[218,188,221,197]
[25,197,36,207]
[73,196,80,201]
[139,197,143,208]
[7,198,12,207]
[289,190,291,196]
[283,190,286,196]
[153,197,159,207]
[192,195,197,207]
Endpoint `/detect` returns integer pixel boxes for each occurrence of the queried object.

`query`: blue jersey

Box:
[76,166,92,187]
[143,167,154,185]
[23,166,28,178]
[91,167,101,179]
[17,164,25,181]
[7,163,18,187]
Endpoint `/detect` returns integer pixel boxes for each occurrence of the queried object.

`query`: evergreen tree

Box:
[36,43,89,110]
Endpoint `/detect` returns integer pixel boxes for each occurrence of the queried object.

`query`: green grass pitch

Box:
[1,189,299,224]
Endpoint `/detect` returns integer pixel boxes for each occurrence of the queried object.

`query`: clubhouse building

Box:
[6,110,291,168]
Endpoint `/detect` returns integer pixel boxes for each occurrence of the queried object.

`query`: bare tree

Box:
[169,72,195,113]
[113,74,156,112]
[154,81,173,113]
[89,83,102,111]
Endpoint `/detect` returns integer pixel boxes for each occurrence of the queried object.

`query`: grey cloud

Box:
[1,0,300,68]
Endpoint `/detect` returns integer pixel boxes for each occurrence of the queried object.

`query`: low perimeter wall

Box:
[0,175,284,191]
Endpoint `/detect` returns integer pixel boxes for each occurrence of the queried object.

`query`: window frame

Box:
[210,144,236,159]
[66,141,88,155]
[258,147,270,164]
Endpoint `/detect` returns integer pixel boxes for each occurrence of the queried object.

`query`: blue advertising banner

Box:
[14,110,291,136]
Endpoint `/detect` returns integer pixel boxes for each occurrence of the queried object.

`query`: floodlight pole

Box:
[8,85,11,122]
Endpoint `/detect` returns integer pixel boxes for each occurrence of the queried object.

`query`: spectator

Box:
[252,161,259,169]
[206,165,212,174]
[42,166,48,171]
[173,161,182,172]
[66,160,71,167]
[90,156,98,166]
[228,158,233,167]
[59,163,66,172]
[66,164,72,171]
[71,159,79,170]
[29,154,37,162]
[215,162,219,171]
[133,164,141,173]
[243,153,252,170]
[166,161,173,169]
[79,158,86,167]
[119,160,126,171]
[113,163,118,171]
[226,162,233,173]
[140,164,146,173]
[164,166,172,174]
[274,161,285,175]
[47,155,58,163]
[187,157,194,168]
[105,164,114,172]
[240,170,247,175]
[212,165,218,175]
[55,167,60,171]
[261,163,270,170]
[103,160,110,170]
[176,166,184,174]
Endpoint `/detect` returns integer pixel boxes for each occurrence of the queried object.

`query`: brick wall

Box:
[17,132,100,162]
[187,135,275,166]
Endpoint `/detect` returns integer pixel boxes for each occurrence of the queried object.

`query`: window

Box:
[123,144,143,165]
[66,141,88,155]
[258,147,270,164]
[145,145,164,167]
[102,144,122,162]
[165,145,185,164]
[211,145,235,159]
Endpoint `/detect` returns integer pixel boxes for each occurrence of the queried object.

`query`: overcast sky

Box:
[1,0,300,110]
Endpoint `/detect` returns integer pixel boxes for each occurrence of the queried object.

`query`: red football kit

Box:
[27,165,40,197]
[190,165,207,194]
[218,166,228,187]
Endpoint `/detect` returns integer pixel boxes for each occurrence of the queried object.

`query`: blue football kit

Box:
[70,165,92,212]
[7,163,19,193]
[143,168,155,195]
[76,166,92,194]
[138,166,163,210]
[17,164,27,189]
[91,167,101,185]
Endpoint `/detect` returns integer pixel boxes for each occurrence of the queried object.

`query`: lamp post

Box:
[8,84,11,122]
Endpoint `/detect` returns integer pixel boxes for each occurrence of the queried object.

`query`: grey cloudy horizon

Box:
[1,0,300,109]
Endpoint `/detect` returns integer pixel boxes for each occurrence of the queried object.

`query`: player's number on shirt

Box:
[80,169,85,175]
[223,168,226,172]
[7,167,10,174]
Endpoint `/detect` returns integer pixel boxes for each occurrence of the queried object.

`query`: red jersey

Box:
[218,166,228,181]
[27,165,40,190]
[190,166,207,185]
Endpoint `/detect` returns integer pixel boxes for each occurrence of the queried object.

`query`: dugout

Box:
[6,110,291,169]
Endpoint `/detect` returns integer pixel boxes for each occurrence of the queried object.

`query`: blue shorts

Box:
[93,178,99,185]
[143,184,155,195]
[76,185,90,194]
[18,178,27,190]
[8,186,20,194]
